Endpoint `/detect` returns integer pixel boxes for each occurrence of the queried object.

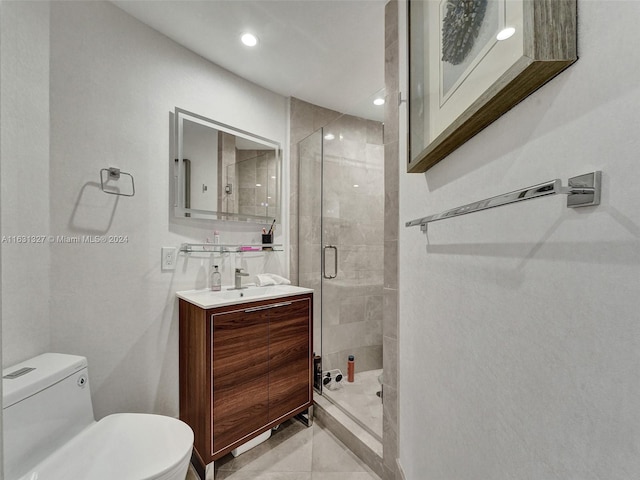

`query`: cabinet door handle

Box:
[244,301,292,313]
[322,245,337,279]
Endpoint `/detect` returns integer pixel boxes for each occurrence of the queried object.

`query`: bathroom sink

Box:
[176,284,313,309]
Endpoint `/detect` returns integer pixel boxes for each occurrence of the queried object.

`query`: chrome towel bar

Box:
[405,171,601,231]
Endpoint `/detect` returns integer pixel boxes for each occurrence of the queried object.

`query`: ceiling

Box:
[111,0,387,121]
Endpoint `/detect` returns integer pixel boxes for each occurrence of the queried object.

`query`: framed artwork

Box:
[408,0,577,173]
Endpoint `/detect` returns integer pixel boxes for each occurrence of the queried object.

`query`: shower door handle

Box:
[322,245,338,279]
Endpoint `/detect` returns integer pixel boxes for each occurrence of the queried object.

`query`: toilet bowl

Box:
[17,413,193,480]
[3,353,194,480]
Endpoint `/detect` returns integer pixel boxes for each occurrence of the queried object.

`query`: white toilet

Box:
[3,353,194,480]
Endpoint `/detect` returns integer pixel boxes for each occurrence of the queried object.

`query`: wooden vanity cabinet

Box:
[179,293,313,470]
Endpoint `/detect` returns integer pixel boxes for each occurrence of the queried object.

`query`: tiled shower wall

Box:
[314,114,384,373]
[383,1,400,479]
[289,97,341,286]
[289,98,385,373]
[289,98,342,359]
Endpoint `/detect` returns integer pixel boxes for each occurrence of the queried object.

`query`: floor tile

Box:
[215,472,312,480]
[311,424,371,473]
[311,473,380,480]
[185,419,379,480]
[186,466,199,480]
[216,421,313,474]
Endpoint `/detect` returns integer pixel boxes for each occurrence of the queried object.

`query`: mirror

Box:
[174,108,281,222]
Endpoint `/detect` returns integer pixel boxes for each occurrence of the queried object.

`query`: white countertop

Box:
[176,284,313,309]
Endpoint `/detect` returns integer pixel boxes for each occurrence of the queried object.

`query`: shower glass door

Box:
[298,129,324,366]
[298,114,385,440]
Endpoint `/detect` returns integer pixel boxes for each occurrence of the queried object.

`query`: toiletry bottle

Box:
[210,265,221,291]
[347,355,355,382]
[213,231,220,244]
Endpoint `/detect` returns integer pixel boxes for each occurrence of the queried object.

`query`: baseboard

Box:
[396,457,407,480]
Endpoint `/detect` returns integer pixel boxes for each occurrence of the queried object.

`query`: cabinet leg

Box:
[190,457,214,480]
[295,405,314,427]
[205,461,215,480]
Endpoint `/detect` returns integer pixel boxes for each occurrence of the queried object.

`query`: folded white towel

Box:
[255,274,275,286]
[255,273,291,287]
[269,273,291,285]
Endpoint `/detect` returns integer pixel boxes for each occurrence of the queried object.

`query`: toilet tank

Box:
[3,353,95,480]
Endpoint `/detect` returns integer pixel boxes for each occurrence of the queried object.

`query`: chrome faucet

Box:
[233,268,249,289]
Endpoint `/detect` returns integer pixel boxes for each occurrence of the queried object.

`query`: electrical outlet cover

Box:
[161,247,177,270]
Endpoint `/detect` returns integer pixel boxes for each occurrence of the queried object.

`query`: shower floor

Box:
[323,368,383,441]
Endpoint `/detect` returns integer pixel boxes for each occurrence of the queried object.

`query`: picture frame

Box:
[408,0,577,173]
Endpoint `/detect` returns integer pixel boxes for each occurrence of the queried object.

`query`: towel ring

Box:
[100,167,135,197]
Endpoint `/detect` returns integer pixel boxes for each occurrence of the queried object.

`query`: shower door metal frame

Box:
[297,127,327,395]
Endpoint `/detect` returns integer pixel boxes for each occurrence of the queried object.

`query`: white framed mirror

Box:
[174,107,281,222]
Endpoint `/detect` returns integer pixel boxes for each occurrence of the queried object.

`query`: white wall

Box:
[2,0,289,420]
[399,1,640,479]
[1,1,51,366]
[0,1,5,473]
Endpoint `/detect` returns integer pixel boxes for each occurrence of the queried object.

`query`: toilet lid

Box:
[18,413,194,480]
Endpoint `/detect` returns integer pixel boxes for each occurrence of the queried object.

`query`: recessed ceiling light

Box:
[373,98,385,106]
[353,184,359,188]
[241,33,258,47]
[496,27,515,41]
[324,133,335,140]
[256,183,262,187]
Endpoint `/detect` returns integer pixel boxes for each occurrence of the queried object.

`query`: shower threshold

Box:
[314,393,383,478]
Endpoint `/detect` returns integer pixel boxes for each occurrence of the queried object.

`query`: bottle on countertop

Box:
[213,231,220,244]
[210,265,221,291]
[347,355,355,382]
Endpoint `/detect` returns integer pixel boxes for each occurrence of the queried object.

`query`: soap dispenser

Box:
[210,265,221,291]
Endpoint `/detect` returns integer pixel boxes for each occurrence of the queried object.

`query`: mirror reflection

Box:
[175,108,281,221]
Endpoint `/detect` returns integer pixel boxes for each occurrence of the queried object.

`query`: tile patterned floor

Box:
[186,419,380,480]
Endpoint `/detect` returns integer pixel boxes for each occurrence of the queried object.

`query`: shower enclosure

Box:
[298,113,384,441]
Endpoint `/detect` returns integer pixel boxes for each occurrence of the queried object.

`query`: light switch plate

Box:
[161,247,178,270]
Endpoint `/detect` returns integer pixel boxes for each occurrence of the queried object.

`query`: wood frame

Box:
[408,0,577,173]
